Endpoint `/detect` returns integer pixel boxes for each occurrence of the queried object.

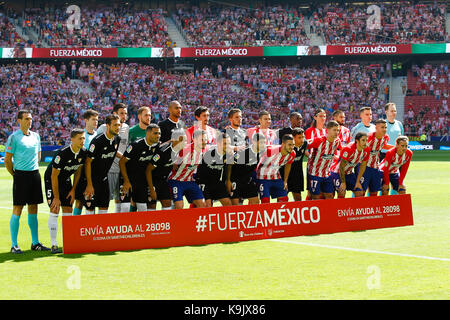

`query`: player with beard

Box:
[226,132,266,205]
[84,115,121,214]
[158,100,184,144]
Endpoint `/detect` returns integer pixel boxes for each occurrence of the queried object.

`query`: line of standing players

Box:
[43,102,413,252]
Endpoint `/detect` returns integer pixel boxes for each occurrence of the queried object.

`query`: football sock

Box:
[48,213,59,247]
[28,213,39,246]
[114,203,121,213]
[121,202,131,212]
[73,207,82,216]
[260,197,270,204]
[162,206,172,210]
[390,189,399,195]
[130,205,137,212]
[10,214,20,247]
[136,203,148,212]
[86,209,95,215]
[98,210,108,214]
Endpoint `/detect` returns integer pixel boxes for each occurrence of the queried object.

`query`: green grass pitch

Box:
[0,151,449,300]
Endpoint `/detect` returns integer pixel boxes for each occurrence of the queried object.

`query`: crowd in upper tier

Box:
[0,1,447,48]
[0,59,448,145]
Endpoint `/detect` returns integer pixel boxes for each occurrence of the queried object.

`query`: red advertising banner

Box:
[62,194,413,254]
[326,44,412,55]
[179,47,263,58]
[32,48,117,58]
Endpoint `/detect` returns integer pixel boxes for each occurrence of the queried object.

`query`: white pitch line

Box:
[268,238,450,262]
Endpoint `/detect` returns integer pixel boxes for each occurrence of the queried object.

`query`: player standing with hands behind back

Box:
[5,110,50,254]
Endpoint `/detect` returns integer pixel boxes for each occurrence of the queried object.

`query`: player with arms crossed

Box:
[119,124,160,212]
[168,130,207,209]
[5,110,49,253]
[84,115,122,214]
[226,132,266,205]
[307,120,342,200]
[380,136,413,196]
[255,134,296,203]
[44,128,87,253]
[329,132,369,198]
[355,119,393,197]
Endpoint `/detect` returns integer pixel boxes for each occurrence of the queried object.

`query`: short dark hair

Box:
[282,134,294,143]
[326,120,340,129]
[292,128,305,136]
[17,109,31,119]
[113,103,126,114]
[70,128,85,138]
[83,109,98,120]
[359,107,372,114]
[227,108,241,119]
[375,119,387,125]
[146,123,160,132]
[332,110,344,118]
[290,112,302,119]
[105,114,120,125]
[385,102,396,111]
[194,106,209,118]
[354,132,368,141]
[258,110,270,118]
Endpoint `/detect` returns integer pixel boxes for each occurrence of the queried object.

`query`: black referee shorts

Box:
[13,170,43,206]
[44,176,73,207]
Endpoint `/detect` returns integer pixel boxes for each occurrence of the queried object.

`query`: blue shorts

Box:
[257,179,287,199]
[168,180,204,203]
[387,173,405,192]
[356,165,383,193]
[330,172,360,192]
[307,174,334,195]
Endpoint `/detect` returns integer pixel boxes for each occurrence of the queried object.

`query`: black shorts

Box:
[13,170,43,206]
[198,181,230,201]
[230,179,259,200]
[153,178,171,201]
[44,176,73,207]
[130,174,149,204]
[287,174,304,193]
[75,176,87,201]
[89,177,110,208]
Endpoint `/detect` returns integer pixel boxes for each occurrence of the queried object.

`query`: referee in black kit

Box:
[84,114,122,214]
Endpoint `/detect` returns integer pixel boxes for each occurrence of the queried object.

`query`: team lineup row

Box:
[4,101,411,253]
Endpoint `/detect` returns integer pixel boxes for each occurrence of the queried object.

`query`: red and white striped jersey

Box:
[246,127,277,145]
[304,126,327,145]
[168,144,207,182]
[307,136,342,177]
[366,132,390,168]
[186,125,217,145]
[379,147,413,185]
[256,145,295,180]
[330,142,370,174]
[338,125,352,147]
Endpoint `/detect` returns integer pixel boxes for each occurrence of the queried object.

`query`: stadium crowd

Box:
[310,1,448,45]
[0,61,389,145]
[403,63,450,137]
[1,1,447,48]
